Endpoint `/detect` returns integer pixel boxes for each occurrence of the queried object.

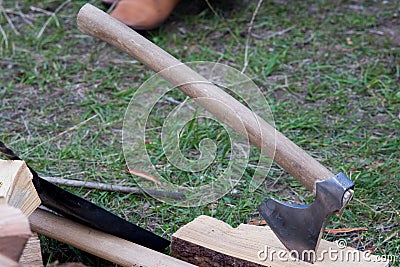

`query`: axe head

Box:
[257,173,354,263]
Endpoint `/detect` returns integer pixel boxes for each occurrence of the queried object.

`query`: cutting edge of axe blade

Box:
[0,141,170,252]
[257,172,354,263]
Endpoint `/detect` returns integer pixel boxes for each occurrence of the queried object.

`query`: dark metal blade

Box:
[258,199,322,262]
[0,141,170,252]
[34,176,170,251]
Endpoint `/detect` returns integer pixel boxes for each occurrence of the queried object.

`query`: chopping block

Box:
[171,216,389,267]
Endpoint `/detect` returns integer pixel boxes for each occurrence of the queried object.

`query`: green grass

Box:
[1,0,399,265]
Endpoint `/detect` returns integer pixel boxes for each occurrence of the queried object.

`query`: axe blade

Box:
[257,173,354,263]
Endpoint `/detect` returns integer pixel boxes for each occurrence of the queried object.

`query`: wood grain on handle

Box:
[77,4,333,192]
[30,209,195,267]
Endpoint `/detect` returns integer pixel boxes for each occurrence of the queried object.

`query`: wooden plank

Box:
[19,232,43,267]
[29,209,195,267]
[171,215,389,267]
[0,202,31,262]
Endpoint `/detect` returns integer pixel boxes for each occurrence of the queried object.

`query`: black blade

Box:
[0,141,170,252]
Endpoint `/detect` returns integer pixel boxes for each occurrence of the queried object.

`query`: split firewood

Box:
[0,201,31,263]
[172,215,388,267]
[0,160,43,266]
[19,232,43,267]
[0,159,41,216]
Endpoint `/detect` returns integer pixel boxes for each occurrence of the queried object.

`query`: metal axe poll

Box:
[77,4,354,261]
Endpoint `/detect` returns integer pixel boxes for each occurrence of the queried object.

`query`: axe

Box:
[77,4,355,261]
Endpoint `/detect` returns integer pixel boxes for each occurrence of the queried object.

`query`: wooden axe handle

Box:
[77,4,333,192]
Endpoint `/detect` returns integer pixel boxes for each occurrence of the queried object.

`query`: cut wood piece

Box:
[19,232,43,267]
[171,215,389,267]
[29,209,195,267]
[0,160,41,216]
[0,202,31,262]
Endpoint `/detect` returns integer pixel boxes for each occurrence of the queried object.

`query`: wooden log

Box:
[171,215,389,267]
[19,232,43,267]
[0,201,31,262]
[29,209,195,267]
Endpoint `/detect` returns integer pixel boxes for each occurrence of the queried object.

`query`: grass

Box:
[1,0,399,265]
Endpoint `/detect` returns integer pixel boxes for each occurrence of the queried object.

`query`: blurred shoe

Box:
[106,0,181,30]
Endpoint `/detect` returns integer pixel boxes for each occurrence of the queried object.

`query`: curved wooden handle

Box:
[77,4,333,192]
